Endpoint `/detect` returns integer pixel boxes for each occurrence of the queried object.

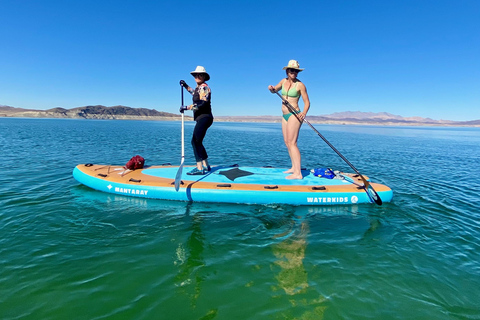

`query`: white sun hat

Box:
[282,60,304,72]
[190,66,210,81]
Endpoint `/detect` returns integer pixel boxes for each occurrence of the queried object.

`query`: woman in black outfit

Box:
[180,66,214,175]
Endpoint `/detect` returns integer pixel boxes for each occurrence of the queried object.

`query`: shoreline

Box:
[1,114,479,127]
[1,105,479,127]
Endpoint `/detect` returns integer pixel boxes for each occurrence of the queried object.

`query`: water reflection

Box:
[264,208,328,319]
[174,204,205,307]
[272,216,309,296]
[262,204,379,319]
[172,204,223,319]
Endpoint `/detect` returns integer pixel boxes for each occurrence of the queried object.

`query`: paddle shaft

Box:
[181,86,184,160]
[276,92,362,175]
[174,85,185,191]
[275,92,382,204]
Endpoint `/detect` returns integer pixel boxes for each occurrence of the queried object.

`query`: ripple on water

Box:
[2,119,480,319]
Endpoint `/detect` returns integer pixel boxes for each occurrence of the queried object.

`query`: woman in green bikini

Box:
[268,60,310,180]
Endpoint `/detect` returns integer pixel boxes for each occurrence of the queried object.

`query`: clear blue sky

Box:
[1,0,479,121]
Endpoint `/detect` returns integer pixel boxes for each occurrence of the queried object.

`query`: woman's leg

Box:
[284,116,303,179]
[282,118,294,173]
[191,116,213,170]
[202,159,210,170]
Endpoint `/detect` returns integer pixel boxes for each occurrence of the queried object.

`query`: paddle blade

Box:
[174,159,184,192]
[367,184,383,205]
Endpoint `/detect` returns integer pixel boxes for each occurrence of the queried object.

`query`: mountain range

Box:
[0,105,183,120]
[1,105,479,126]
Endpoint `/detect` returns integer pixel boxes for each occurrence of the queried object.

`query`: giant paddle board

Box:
[73,164,393,206]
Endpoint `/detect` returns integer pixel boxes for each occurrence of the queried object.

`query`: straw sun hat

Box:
[282,60,304,72]
[190,66,210,81]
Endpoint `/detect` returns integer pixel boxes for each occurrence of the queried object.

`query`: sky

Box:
[1,0,479,121]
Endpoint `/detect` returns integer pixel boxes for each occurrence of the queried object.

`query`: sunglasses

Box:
[193,73,205,78]
[287,69,299,73]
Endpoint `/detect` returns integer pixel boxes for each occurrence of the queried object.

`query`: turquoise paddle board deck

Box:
[73,164,393,206]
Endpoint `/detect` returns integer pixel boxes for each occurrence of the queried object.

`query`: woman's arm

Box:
[180,80,194,95]
[190,84,211,110]
[298,83,310,120]
[268,79,285,93]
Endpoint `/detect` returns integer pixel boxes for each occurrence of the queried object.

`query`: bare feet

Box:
[286,173,303,180]
[283,168,294,174]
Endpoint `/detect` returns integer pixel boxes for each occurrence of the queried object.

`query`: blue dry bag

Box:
[312,168,336,179]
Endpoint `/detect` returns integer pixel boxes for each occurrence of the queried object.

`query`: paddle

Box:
[174,84,185,191]
[275,92,383,205]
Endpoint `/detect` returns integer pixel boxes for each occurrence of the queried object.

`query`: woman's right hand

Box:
[180,80,189,89]
[268,85,276,93]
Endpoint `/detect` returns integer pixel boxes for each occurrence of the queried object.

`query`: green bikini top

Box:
[281,81,300,98]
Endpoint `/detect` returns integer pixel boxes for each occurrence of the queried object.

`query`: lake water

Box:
[1,118,480,319]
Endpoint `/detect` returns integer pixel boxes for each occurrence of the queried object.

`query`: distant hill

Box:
[216,111,479,127]
[0,105,185,120]
[1,105,478,126]
[0,105,38,113]
[303,111,463,126]
[318,111,451,123]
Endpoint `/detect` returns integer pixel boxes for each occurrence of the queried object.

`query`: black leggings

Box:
[191,115,213,162]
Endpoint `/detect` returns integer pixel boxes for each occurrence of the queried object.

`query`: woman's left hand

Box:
[298,112,306,121]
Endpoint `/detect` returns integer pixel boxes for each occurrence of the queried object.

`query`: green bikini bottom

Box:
[282,110,300,121]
